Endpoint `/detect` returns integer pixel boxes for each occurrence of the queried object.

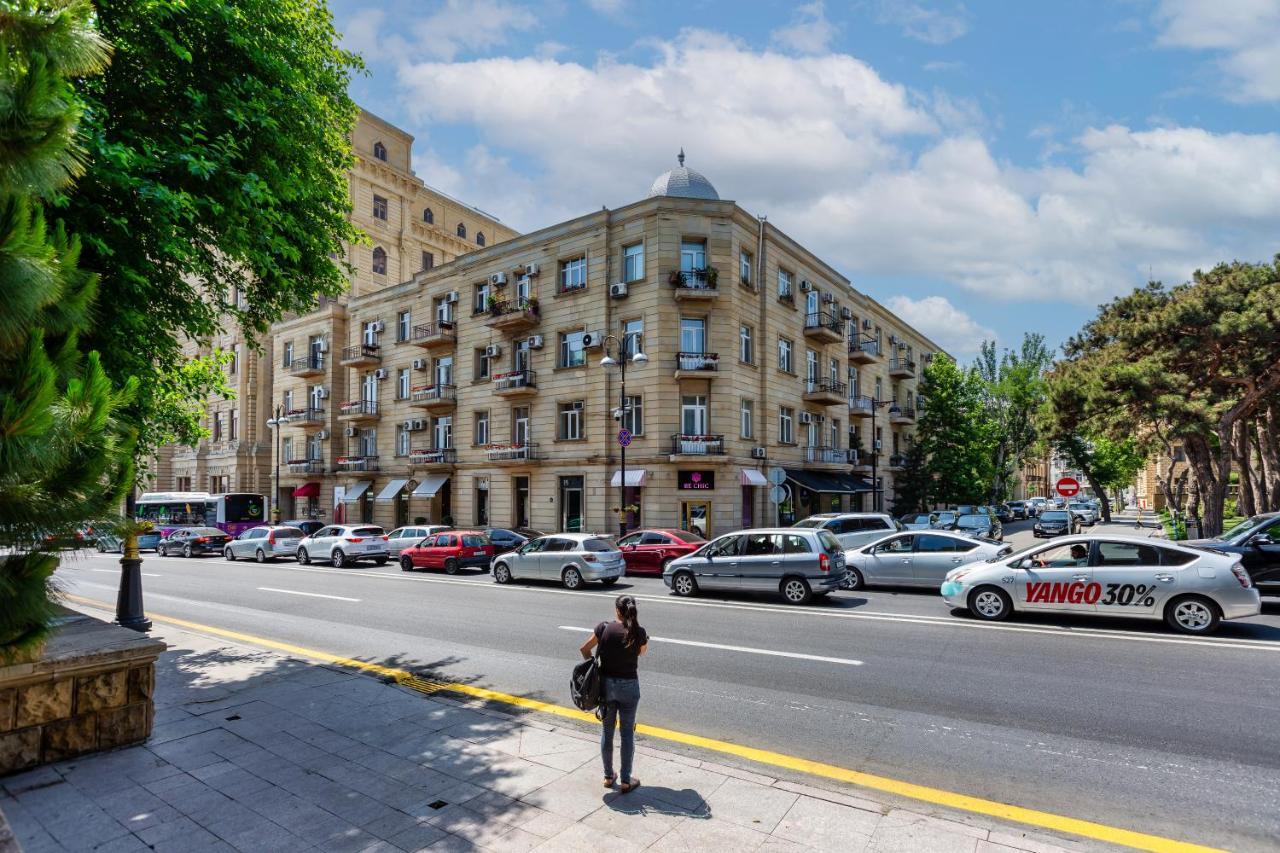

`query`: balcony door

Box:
[433,416,453,450]
[681,395,708,435]
[513,476,530,528]
[513,407,530,445]
[362,373,377,404]
[435,355,453,387]
[680,240,706,272]
[806,350,818,392]
[679,318,705,354]
[514,339,530,372]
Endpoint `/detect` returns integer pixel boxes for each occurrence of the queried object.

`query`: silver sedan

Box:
[940,534,1261,634]
[844,531,1011,590]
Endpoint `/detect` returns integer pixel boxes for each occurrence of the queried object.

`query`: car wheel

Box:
[444,558,459,575]
[780,577,813,605]
[374,558,387,566]
[601,577,619,586]
[97,540,107,553]
[562,566,583,590]
[843,567,865,590]
[968,586,1012,621]
[332,549,347,568]
[400,555,415,572]
[158,544,166,557]
[298,548,310,565]
[255,549,267,564]
[671,571,697,597]
[182,544,192,558]
[493,562,512,584]
[660,557,673,573]
[1165,595,1220,635]
[224,546,236,561]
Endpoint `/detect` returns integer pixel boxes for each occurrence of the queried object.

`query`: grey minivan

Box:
[662,528,847,605]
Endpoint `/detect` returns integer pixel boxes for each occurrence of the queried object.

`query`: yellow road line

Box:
[65,595,1222,853]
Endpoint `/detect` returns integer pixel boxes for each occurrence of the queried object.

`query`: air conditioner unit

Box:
[371,320,385,333]
[799,412,812,424]
[862,319,872,330]
[524,263,540,277]
[316,339,329,352]
[528,335,544,349]
[609,282,629,299]
[316,430,328,440]
[344,426,358,438]
[484,344,502,358]
[412,358,427,370]
[373,368,388,380]
[840,307,852,320]
[412,419,425,431]
[316,387,329,399]
[751,447,767,459]
[445,291,459,303]
[889,334,898,345]
[489,272,507,286]
[581,331,605,349]
[822,293,836,304]
[402,420,413,431]
[799,280,812,292]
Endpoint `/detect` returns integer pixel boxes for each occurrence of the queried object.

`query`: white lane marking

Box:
[81,553,1278,652]
[90,568,160,577]
[557,625,863,666]
[256,587,360,603]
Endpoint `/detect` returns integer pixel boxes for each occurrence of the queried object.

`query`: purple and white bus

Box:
[135,492,266,538]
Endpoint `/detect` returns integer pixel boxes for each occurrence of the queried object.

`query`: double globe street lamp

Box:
[599,335,648,537]
[264,403,284,524]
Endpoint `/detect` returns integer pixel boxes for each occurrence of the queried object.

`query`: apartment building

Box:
[271,157,943,537]
[152,109,517,497]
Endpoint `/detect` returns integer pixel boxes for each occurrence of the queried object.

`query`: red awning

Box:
[292,482,320,498]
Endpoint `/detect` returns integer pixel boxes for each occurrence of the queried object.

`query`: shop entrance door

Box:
[681,501,711,539]
[560,476,584,532]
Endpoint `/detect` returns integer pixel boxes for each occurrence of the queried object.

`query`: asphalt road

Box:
[59,518,1280,851]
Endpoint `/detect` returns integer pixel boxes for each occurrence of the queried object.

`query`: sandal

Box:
[603,775,616,788]
[619,778,640,793]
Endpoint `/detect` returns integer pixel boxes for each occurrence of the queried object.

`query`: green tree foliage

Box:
[889,442,930,515]
[62,0,364,456]
[913,354,994,507]
[1,0,136,654]
[1050,434,1144,523]
[975,334,1053,503]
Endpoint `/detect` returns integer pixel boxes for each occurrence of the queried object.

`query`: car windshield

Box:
[1221,515,1273,542]
[582,538,617,552]
[1040,511,1068,521]
[956,515,985,527]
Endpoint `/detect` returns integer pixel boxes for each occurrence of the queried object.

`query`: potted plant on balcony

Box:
[668,270,686,287]
[525,296,539,314]
[704,266,718,287]
[486,295,500,313]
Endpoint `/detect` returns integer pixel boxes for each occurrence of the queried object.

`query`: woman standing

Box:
[580,595,648,792]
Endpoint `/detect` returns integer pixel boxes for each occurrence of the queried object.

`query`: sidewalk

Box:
[0,613,1102,853]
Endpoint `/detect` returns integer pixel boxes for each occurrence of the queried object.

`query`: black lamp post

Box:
[868,397,901,513]
[265,403,283,523]
[600,334,648,537]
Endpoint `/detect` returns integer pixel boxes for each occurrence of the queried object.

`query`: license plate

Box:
[279,539,298,547]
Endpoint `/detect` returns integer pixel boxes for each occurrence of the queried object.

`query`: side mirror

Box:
[1248,533,1273,547]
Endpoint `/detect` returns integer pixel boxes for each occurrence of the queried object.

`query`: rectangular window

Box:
[829,357,839,383]
[475,348,491,380]
[282,390,294,412]
[778,268,793,298]
[397,311,410,342]
[229,410,238,441]
[741,399,754,438]
[875,376,883,401]
[228,344,239,377]
[806,349,818,385]
[679,317,706,354]
[474,411,489,446]
[681,395,708,435]
[397,368,410,400]
[739,250,752,286]
[680,240,706,272]
[310,385,323,410]
[623,243,645,282]
[779,407,794,444]
[372,194,388,221]
[558,401,584,440]
[396,425,409,457]
[282,436,294,461]
[778,338,793,373]
[514,338,531,371]
[434,416,453,450]
[559,256,587,292]
[831,419,841,448]
[282,340,294,369]
[210,475,228,494]
[739,325,753,364]
[421,250,434,271]
[363,321,378,346]
[435,296,453,325]
[435,355,454,387]
[512,406,530,444]
[475,282,491,315]
[212,412,222,441]
[622,318,643,358]
[559,330,586,367]
[622,395,643,436]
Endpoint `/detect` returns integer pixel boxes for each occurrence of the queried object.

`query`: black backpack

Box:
[571,654,603,714]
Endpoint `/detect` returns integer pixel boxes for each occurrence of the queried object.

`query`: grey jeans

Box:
[600,677,640,782]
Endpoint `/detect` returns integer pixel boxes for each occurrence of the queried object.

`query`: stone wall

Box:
[0,612,165,776]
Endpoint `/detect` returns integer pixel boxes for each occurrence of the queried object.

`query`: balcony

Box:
[890,405,916,425]
[336,455,379,472]
[777,289,795,307]
[493,369,537,397]
[485,443,539,464]
[803,309,844,344]
[409,384,457,413]
[888,453,909,470]
[409,448,456,467]
[287,459,325,475]
[288,356,326,378]
[205,441,240,457]
[848,395,874,419]
[848,337,880,364]
[340,343,381,367]
[802,377,847,406]
[337,400,379,423]
[850,452,873,475]
[484,298,539,332]
[283,408,326,428]
[411,322,457,351]
[669,434,726,458]
[674,352,719,380]
[804,446,848,465]
[669,268,719,301]
[889,357,916,379]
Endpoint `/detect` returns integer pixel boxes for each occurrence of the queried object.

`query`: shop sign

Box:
[678,470,715,490]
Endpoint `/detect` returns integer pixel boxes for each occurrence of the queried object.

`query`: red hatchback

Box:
[400,530,494,574]
[616,528,707,575]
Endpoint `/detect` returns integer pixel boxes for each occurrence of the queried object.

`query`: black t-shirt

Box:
[594,620,648,680]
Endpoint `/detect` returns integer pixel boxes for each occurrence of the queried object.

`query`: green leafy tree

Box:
[975,334,1053,503]
[1,0,136,655]
[62,0,364,458]
[914,354,994,507]
[889,442,930,515]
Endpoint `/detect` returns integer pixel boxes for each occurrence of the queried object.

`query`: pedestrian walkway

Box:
[0,612,1105,852]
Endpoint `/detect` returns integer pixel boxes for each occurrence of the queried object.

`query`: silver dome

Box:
[648,150,720,200]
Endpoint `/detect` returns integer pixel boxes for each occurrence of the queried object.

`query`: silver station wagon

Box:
[663,527,847,605]
[490,533,624,590]
[224,525,306,563]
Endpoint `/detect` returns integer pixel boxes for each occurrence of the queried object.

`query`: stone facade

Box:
[0,614,164,776]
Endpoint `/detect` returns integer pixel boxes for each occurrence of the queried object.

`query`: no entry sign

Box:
[1056,477,1081,498]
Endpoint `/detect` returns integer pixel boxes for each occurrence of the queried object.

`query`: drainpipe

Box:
[602,208,613,536]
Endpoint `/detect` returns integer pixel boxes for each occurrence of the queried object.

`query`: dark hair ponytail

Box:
[616,595,641,647]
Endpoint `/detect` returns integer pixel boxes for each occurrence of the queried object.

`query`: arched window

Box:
[423,208,434,224]
[371,246,387,275]
[456,222,467,239]
[373,141,387,161]
[476,231,486,247]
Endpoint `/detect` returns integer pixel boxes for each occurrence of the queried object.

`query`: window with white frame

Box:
[806,349,818,387]
[558,401,584,440]
[475,348,491,380]
[739,324,753,363]
[435,296,452,324]
[310,385,324,410]
[363,321,378,346]
[622,318,643,358]
[434,416,453,449]
[359,427,376,457]
[679,318,705,354]
[229,410,238,441]
[474,411,489,445]
[373,195,388,221]
[740,249,752,285]
[559,330,586,367]
[282,436,294,461]
[779,407,794,444]
[831,418,841,448]
[282,389,294,412]
[362,372,378,403]
[559,256,587,292]
[681,395,707,435]
[512,406,530,444]
[434,355,454,387]
[741,399,754,438]
[229,344,239,377]
[680,240,706,272]
[875,376,883,401]
[622,395,643,436]
[778,268,793,298]
[778,337,793,372]
[829,357,839,383]
[474,281,491,314]
[397,368,410,400]
[282,340,294,368]
[514,338,531,372]
[397,311,410,342]
[623,243,644,282]
[395,425,409,457]
[371,247,387,275]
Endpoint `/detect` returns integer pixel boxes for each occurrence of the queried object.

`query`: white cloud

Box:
[366,0,539,62]
[771,2,839,55]
[1154,0,1280,102]
[875,1,970,45]
[585,0,627,17]
[885,296,994,359]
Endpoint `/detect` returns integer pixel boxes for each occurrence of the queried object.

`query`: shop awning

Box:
[785,469,874,495]
[341,481,372,503]
[740,469,768,487]
[411,473,450,498]
[292,482,320,498]
[375,478,411,503]
[609,469,648,487]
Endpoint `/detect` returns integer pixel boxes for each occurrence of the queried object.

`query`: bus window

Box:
[223,493,266,524]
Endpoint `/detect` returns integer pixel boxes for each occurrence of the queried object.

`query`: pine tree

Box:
[0,1,136,655]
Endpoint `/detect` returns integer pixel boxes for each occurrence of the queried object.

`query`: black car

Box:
[1032,510,1080,537]
[954,513,1003,541]
[282,519,325,537]
[482,527,545,555]
[1186,512,1280,596]
[158,526,231,557]
[1006,501,1028,520]
[993,504,1014,523]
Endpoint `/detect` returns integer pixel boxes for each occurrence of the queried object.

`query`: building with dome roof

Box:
[168,147,944,538]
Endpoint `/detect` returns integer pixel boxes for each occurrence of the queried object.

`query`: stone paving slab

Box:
[0,615,1113,853]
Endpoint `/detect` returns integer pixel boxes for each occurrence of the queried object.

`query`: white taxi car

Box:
[940,535,1260,634]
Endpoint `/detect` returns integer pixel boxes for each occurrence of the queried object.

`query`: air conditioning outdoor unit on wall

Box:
[528,335,544,349]
[489,272,507,286]
[402,420,413,431]
[751,447,767,459]
[609,282,629,299]
[874,439,882,450]
[412,419,425,431]
[799,412,812,424]
[316,339,328,352]
[799,280,812,292]
[371,320,385,333]
[344,426,358,437]
[823,293,835,304]
[445,291,459,303]
[581,331,605,349]
[316,430,328,440]
[524,263,540,277]
[412,358,426,370]
[373,368,388,380]
[840,307,852,320]
[316,387,329,398]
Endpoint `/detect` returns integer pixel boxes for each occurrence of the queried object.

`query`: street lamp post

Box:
[599,335,648,538]
[265,404,283,524]
[868,397,901,513]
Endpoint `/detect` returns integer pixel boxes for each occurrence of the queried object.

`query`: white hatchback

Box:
[297,524,390,568]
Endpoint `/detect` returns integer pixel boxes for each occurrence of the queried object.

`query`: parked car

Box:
[1033,509,1080,537]
[899,513,938,531]
[224,525,306,563]
[158,526,231,557]
[994,504,1014,523]
[95,527,163,553]
[1006,501,1029,520]
[941,535,1261,634]
[792,513,902,549]
[1025,498,1048,517]
[844,531,1012,589]
[386,525,451,557]
[297,525,389,567]
[281,519,325,537]
[931,510,959,530]
[482,527,544,555]
[1185,512,1280,596]
[616,528,706,575]
[663,528,847,605]
[1068,501,1100,526]
[490,533,624,589]
[399,530,494,574]
[954,513,1003,541]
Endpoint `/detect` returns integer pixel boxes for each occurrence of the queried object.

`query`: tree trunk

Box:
[1258,402,1280,512]
[1185,434,1229,537]
[1233,420,1257,518]
[1186,469,1201,539]
[1082,469,1109,521]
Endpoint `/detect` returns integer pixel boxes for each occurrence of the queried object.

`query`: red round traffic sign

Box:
[1056,477,1080,497]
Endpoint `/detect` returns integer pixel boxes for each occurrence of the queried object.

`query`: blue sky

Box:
[328,0,1280,359]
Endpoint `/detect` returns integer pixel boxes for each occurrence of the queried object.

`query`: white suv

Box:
[297,524,389,567]
[793,512,902,549]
